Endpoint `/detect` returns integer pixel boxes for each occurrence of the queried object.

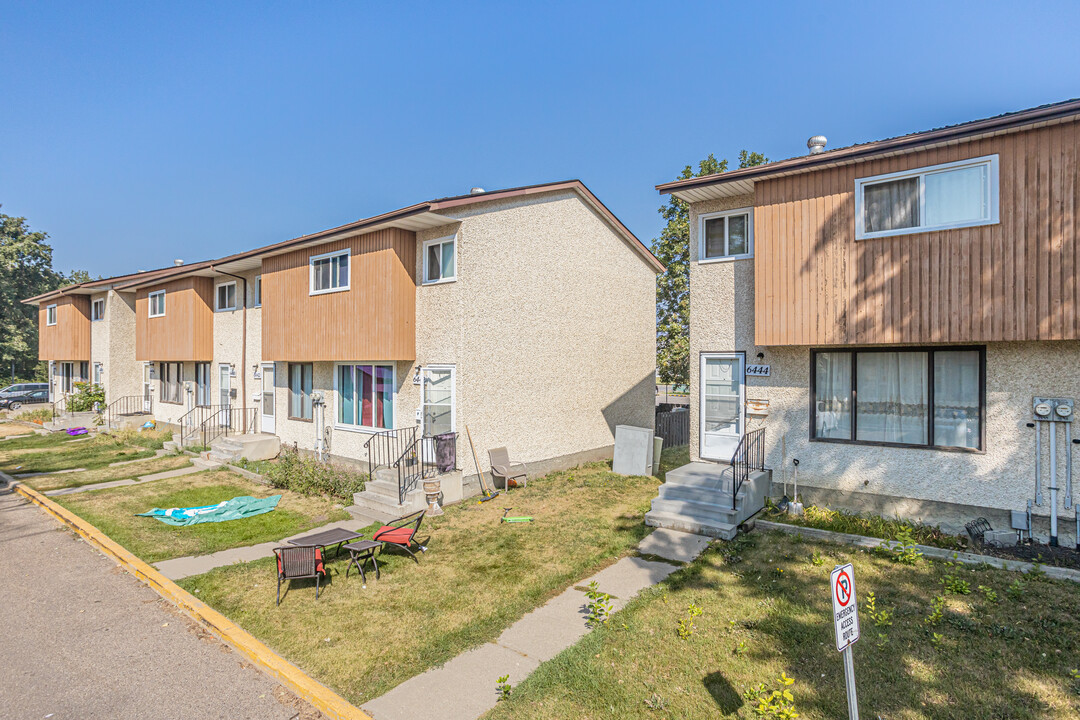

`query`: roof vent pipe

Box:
[469,187,485,194]
[173,259,184,266]
[807,135,827,154]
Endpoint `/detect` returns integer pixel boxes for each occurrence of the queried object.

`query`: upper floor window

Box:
[699,208,753,262]
[216,281,237,311]
[149,291,166,318]
[46,304,57,326]
[855,155,999,240]
[253,275,262,307]
[310,249,350,295]
[92,298,105,321]
[423,236,456,284]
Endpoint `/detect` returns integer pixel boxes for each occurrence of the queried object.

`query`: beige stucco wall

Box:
[688,194,1080,535]
[272,189,658,476]
[88,289,141,406]
[209,270,263,431]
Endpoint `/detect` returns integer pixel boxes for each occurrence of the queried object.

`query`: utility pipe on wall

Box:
[1049,421,1059,546]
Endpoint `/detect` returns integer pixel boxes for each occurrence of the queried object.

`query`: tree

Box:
[652,151,769,387]
[0,212,85,381]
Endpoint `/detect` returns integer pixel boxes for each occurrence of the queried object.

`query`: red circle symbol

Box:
[835,571,852,607]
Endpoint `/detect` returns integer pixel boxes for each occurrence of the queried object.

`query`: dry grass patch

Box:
[55,469,350,562]
[485,531,1080,720]
[0,432,156,474]
[22,454,195,492]
[0,423,38,439]
[178,458,665,704]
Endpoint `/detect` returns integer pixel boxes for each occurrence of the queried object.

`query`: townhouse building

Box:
[650,99,1080,545]
[26,180,661,515]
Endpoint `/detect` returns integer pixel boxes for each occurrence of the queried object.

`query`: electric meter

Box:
[1055,403,1073,418]
[1034,402,1052,417]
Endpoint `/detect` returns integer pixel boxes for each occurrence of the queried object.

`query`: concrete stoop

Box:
[205,433,280,464]
[347,469,465,524]
[645,461,771,541]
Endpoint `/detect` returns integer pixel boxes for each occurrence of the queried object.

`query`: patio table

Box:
[343,540,381,588]
[288,527,363,558]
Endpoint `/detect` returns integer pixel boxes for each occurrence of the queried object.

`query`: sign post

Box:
[830,563,860,720]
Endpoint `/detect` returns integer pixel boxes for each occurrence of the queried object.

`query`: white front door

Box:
[143,363,152,412]
[219,364,231,426]
[700,353,745,461]
[260,363,275,434]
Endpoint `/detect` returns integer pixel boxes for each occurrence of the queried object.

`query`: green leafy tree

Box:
[652,151,769,386]
[0,212,89,381]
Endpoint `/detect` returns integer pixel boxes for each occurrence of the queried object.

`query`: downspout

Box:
[212,267,248,433]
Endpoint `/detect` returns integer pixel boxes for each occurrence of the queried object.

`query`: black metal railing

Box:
[180,404,228,446]
[51,394,69,421]
[106,395,153,428]
[730,428,766,510]
[198,406,256,449]
[393,435,438,505]
[364,427,418,478]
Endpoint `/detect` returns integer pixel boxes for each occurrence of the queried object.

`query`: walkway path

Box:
[0,481,317,720]
[362,528,711,720]
[45,463,205,497]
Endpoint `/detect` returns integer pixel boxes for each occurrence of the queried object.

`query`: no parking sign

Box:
[831,563,860,651]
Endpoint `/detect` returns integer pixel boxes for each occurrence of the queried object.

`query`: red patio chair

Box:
[373,510,427,563]
[273,545,325,605]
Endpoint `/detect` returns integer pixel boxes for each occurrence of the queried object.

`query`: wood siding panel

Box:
[38,295,90,361]
[261,227,416,362]
[135,277,214,361]
[753,120,1080,345]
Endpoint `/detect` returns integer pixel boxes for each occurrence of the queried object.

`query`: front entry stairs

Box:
[645,461,771,540]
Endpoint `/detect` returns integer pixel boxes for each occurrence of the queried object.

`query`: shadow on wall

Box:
[602,372,657,437]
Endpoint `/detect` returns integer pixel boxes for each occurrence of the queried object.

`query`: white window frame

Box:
[93,362,103,385]
[46,304,57,326]
[698,207,754,263]
[91,298,105,321]
[253,275,262,307]
[309,248,350,296]
[421,364,456,438]
[159,362,182,404]
[333,363,396,433]
[148,290,166,318]
[855,155,1000,240]
[422,235,457,285]
[215,281,238,311]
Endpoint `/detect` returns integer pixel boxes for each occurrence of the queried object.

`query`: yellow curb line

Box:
[12,482,372,720]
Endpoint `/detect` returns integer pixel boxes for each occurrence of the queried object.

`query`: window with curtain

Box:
[811,347,983,450]
[195,363,211,406]
[423,237,456,284]
[856,156,997,239]
[159,362,182,404]
[288,363,313,419]
[310,250,349,294]
[700,209,753,260]
[422,366,454,436]
[337,364,394,430]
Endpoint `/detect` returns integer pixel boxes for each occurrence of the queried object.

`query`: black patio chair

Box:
[373,509,427,564]
[273,545,325,605]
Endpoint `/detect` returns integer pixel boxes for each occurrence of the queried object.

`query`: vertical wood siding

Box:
[135,277,214,361]
[37,295,91,360]
[261,227,416,361]
[753,120,1080,345]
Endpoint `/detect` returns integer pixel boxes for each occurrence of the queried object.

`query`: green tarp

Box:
[137,494,281,526]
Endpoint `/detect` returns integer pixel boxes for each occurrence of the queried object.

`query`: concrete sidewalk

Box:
[0,483,320,720]
[362,528,710,720]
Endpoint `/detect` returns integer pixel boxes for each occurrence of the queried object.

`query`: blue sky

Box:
[3,1,1079,278]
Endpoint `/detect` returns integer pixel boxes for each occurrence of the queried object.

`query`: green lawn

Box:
[484,531,1080,720]
[55,469,350,562]
[177,457,667,705]
[22,454,194,492]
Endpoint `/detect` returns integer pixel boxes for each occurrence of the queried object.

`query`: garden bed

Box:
[485,529,1080,720]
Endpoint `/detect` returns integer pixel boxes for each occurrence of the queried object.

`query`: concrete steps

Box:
[205,433,280,464]
[645,461,771,542]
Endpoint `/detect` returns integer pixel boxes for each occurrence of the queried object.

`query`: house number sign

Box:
[745,364,770,377]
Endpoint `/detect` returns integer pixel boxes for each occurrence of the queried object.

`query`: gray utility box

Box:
[612,425,655,476]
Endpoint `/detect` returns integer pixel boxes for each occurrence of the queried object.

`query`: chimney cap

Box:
[807,135,827,154]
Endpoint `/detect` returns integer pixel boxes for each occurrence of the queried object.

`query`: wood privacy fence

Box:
[655,409,689,448]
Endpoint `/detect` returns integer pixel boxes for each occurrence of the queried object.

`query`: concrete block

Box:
[984,529,1018,547]
[612,425,653,476]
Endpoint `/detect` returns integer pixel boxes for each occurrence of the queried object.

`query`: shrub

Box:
[16,408,52,424]
[263,446,367,502]
[68,382,105,412]
[769,503,965,550]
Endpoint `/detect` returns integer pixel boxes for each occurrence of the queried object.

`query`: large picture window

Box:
[855,156,999,240]
[288,363,313,420]
[159,362,182,404]
[336,364,394,430]
[811,347,984,451]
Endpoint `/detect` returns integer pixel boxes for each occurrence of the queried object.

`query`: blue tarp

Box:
[137,495,281,526]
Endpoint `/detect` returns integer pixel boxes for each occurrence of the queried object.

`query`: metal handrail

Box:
[393,435,438,505]
[730,428,766,510]
[51,394,69,421]
[199,406,256,449]
[363,427,417,478]
[105,395,153,428]
[179,404,227,446]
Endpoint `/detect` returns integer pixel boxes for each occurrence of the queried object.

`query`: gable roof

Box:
[657,98,1080,203]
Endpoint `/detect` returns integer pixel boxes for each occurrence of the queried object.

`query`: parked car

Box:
[0,389,51,410]
[0,382,48,398]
